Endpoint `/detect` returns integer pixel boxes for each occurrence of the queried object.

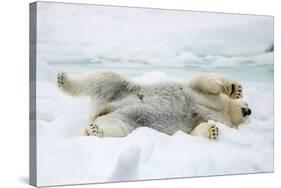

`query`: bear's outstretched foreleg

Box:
[189,74,242,99]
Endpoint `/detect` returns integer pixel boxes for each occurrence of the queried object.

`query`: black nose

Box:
[241,107,251,117]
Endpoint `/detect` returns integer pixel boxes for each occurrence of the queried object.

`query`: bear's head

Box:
[228,99,251,127]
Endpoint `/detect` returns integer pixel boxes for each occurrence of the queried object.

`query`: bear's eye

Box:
[245,103,248,107]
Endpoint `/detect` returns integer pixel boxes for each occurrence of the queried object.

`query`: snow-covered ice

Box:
[34,2,274,187]
[36,60,273,186]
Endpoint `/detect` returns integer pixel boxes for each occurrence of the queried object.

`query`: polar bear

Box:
[57,71,251,140]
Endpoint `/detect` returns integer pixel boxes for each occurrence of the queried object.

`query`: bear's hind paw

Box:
[57,72,66,88]
[83,123,103,137]
[208,124,219,140]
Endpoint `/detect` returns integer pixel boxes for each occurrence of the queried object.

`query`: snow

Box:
[36,60,273,186]
[34,2,273,187]
[37,2,273,65]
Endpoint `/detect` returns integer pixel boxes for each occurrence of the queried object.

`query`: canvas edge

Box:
[37,0,274,17]
[29,1,38,187]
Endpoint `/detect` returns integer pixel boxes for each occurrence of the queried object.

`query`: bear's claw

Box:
[229,82,243,99]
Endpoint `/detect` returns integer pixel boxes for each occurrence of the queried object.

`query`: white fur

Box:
[58,72,249,140]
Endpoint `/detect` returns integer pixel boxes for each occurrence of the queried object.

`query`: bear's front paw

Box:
[208,123,219,140]
[228,82,243,99]
[190,122,219,140]
[83,123,103,137]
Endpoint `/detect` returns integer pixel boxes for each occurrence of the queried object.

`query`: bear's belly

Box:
[113,96,201,135]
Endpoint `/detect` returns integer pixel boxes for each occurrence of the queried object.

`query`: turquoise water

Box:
[49,62,273,83]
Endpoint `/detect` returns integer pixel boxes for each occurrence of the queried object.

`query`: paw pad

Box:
[86,123,103,137]
[208,124,219,140]
[57,72,65,88]
[230,83,243,99]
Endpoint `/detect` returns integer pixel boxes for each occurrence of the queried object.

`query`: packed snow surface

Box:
[35,2,274,186]
[36,61,273,186]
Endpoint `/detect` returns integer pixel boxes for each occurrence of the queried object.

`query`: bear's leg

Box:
[82,115,134,137]
[57,71,89,96]
[190,122,219,140]
[189,74,243,99]
[57,71,139,100]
